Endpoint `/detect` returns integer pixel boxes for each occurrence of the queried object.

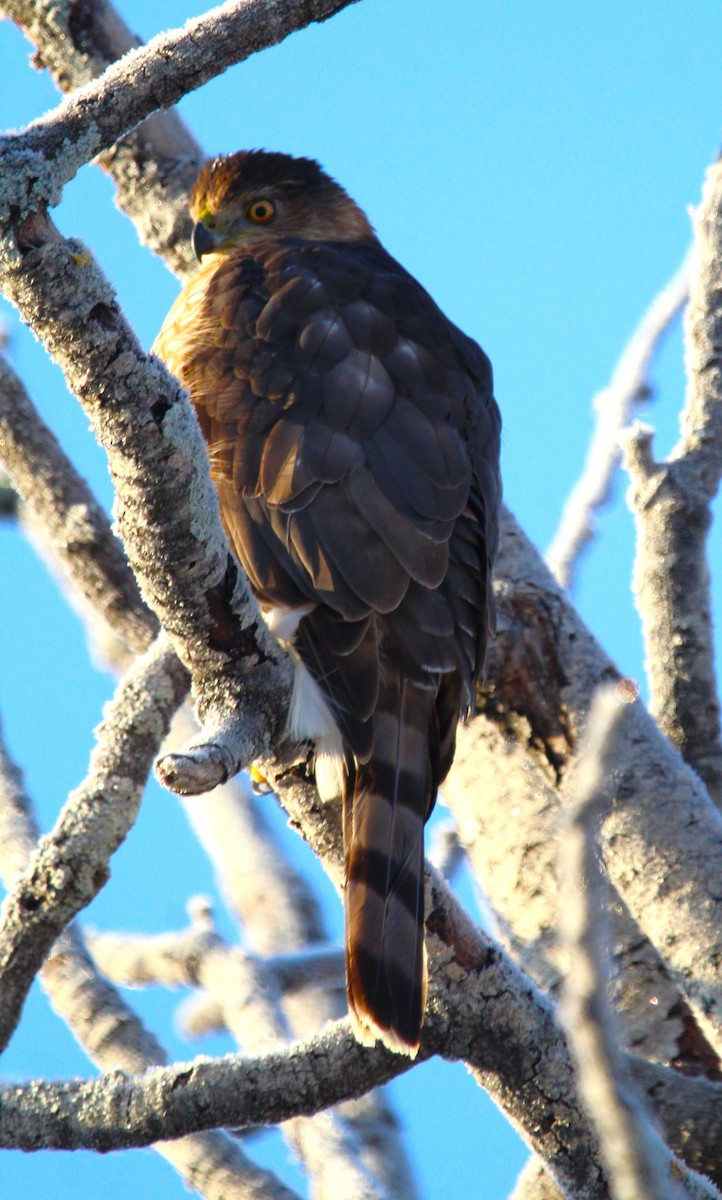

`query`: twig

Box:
[622,160,722,807]
[559,687,717,1199]
[547,252,690,590]
[0,0,360,225]
[0,719,301,1200]
[0,634,188,1054]
[89,924,344,997]
[0,352,157,653]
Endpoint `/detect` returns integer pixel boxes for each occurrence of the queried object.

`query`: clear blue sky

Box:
[2,2,722,1197]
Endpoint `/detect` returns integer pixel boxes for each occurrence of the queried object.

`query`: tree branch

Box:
[622,160,722,807]
[0,0,360,225]
[546,252,690,591]
[0,351,157,653]
[559,687,717,1199]
[0,719,300,1200]
[446,709,715,1075]
[0,207,293,790]
[3,0,204,277]
[0,634,188,1054]
[489,510,722,1066]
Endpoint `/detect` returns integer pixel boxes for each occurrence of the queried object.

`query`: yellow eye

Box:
[247,198,276,224]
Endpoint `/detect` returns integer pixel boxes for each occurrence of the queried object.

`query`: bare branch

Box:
[559,688,715,1200]
[89,924,344,998]
[3,0,203,277]
[622,160,722,806]
[491,509,722,1065]
[0,208,293,790]
[509,1158,565,1200]
[172,733,328,950]
[447,710,718,1075]
[0,0,360,223]
[0,351,157,653]
[547,252,690,590]
[0,634,188,1054]
[0,721,301,1200]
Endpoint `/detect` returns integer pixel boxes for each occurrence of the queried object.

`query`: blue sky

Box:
[2,2,722,1196]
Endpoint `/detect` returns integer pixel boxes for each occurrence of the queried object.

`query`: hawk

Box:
[154,150,501,1055]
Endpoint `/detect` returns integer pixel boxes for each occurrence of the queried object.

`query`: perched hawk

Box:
[154,150,501,1055]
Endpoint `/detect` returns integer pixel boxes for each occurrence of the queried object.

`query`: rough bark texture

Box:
[622,160,722,808]
[0,351,157,652]
[0,0,360,227]
[0,725,300,1200]
[0,636,188,1053]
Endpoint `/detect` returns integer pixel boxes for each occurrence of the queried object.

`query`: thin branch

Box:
[559,688,715,1200]
[621,160,722,807]
[547,252,690,590]
[3,0,204,277]
[0,0,360,225]
[491,509,722,1067]
[447,712,719,1076]
[0,351,157,653]
[89,924,344,998]
[0,721,300,1200]
[0,634,188,1054]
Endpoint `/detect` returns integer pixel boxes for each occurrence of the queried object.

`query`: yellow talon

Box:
[249,764,273,795]
[70,250,92,268]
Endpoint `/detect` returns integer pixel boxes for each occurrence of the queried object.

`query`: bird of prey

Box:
[154,150,501,1055]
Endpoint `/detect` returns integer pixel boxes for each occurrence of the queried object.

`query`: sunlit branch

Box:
[622,160,722,808]
[0,635,187,1053]
[559,688,716,1200]
[0,718,299,1200]
[546,252,690,591]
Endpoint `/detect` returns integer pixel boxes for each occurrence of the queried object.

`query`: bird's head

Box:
[190,149,375,261]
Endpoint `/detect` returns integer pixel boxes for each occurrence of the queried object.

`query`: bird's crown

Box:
[190,149,374,254]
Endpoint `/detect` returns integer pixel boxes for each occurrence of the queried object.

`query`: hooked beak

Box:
[192,221,217,262]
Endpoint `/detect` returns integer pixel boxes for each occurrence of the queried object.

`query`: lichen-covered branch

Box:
[89,922,344,1005]
[489,510,722,1066]
[0,635,188,1054]
[0,0,360,224]
[0,351,157,653]
[446,711,713,1075]
[546,251,690,591]
[622,161,722,807]
[0,208,293,790]
[3,0,204,277]
[0,721,300,1200]
[559,688,716,1200]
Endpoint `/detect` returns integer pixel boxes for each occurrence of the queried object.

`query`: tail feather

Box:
[343,677,433,1055]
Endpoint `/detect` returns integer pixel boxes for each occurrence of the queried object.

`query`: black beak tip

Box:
[192,222,215,262]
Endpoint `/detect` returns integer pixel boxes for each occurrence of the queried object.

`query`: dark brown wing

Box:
[155,235,501,1051]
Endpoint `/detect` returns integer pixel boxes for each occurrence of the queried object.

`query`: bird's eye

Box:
[247,199,276,224]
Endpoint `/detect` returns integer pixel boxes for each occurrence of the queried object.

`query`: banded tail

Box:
[343,677,434,1056]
